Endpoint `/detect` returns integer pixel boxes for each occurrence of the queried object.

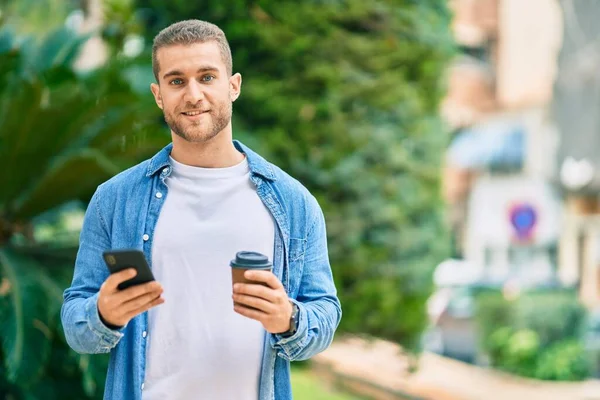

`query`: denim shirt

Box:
[61,140,342,400]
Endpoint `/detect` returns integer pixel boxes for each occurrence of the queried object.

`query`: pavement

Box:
[311,335,600,400]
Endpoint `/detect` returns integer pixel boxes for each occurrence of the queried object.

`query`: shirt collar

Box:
[145,140,276,181]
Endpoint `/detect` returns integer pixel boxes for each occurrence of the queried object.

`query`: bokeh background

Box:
[1,0,600,399]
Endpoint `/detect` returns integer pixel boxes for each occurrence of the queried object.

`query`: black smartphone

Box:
[102,249,155,290]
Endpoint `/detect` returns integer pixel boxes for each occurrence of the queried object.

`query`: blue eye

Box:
[169,78,184,85]
[202,75,215,82]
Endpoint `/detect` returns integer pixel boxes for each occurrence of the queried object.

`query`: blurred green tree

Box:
[135,0,454,348]
[0,0,73,36]
[0,23,165,398]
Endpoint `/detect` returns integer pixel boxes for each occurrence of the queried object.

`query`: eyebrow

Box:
[162,66,219,80]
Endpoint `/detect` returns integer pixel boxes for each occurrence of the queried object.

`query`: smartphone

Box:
[102,249,155,290]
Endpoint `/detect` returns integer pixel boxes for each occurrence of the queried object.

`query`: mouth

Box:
[180,110,209,120]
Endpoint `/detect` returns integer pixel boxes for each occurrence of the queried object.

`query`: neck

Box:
[170,125,244,168]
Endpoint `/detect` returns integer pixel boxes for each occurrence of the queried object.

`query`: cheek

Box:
[160,95,179,113]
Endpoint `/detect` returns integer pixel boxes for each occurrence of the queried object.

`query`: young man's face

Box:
[151,41,241,143]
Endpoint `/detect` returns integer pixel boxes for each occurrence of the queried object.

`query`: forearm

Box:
[271,196,342,360]
[270,294,341,361]
[61,189,123,354]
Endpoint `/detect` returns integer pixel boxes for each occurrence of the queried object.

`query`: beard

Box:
[163,99,232,143]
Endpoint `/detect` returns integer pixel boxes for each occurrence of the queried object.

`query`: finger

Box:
[116,281,163,303]
[125,296,165,320]
[234,303,267,322]
[233,283,277,302]
[233,294,275,313]
[104,268,137,292]
[243,270,283,290]
[122,290,163,314]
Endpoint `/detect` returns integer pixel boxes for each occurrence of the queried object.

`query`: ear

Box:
[229,73,242,102]
[150,83,163,110]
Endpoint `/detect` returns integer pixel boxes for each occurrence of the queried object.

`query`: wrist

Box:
[98,307,124,330]
[280,301,299,337]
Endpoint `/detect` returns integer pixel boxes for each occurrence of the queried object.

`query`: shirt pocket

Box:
[287,237,307,297]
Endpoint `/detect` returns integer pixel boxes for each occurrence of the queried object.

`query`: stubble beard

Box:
[164,100,232,144]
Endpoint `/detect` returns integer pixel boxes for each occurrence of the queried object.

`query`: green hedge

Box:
[475,290,591,381]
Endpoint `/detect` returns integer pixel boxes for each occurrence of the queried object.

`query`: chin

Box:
[177,129,220,144]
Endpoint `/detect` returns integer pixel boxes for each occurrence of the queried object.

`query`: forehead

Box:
[156,41,225,76]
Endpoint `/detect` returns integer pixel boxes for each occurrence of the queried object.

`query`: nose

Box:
[183,80,205,105]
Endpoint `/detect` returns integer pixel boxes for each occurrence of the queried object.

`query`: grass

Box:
[291,364,364,400]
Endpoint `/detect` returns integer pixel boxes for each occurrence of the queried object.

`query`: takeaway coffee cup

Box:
[230,251,273,286]
[230,251,273,308]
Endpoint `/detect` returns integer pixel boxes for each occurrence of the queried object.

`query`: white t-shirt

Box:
[142,155,275,400]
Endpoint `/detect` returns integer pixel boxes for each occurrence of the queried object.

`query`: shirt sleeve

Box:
[61,189,125,354]
[270,197,342,360]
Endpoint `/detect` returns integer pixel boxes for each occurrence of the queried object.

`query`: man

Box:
[61,19,341,400]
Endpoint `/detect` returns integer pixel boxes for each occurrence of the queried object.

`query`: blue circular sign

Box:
[509,204,537,240]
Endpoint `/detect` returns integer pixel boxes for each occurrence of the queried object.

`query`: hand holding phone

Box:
[103,249,155,290]
[98,250,164,328]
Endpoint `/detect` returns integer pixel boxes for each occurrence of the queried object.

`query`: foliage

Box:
[0,0,74,36]
[475,290,591,381]
[487,328,540,378]
[515,291,587,347]
[473,290,513,349]
[0,20,164,399]
[535,340,590,381]
[134,0,455,348]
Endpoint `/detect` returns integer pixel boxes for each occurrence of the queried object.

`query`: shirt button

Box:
[142,331,147,338]
[162,167,169,175]
[155,192,163,199]
[141,383,145,390]
[143,234,149,241]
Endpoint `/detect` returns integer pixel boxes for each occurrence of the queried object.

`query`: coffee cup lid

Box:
[230,251,272,269]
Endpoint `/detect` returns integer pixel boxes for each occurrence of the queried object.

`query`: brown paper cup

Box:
[230,251,273,309]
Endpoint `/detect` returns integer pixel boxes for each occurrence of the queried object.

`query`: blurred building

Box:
[441,0,600,307]
[552,0,600,307]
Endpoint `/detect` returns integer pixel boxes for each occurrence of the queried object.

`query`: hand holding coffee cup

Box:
[230,251,294,334]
